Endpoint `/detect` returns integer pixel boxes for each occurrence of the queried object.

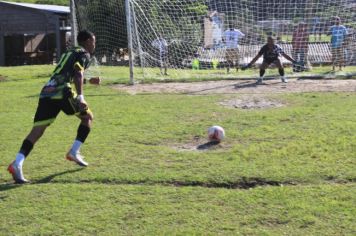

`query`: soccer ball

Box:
[208,125,225,142]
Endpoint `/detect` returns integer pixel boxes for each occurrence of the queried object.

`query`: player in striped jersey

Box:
[7,30,96,183]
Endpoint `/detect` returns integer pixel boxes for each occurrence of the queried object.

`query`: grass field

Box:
[0,65,355,235]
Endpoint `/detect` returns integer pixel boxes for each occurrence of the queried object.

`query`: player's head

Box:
[333,16,341,25]
[267,36,275,46]
[228,23,234,30]
[77,30,96,54]
[299,22,307,29]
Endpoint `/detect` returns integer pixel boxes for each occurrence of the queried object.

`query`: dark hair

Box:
[77,30,94,44]
[267,36,276,41]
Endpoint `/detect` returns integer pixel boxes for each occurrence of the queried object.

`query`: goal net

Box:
[73,0,356,82]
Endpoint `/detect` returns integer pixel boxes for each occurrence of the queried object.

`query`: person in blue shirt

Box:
[328,17,348,71]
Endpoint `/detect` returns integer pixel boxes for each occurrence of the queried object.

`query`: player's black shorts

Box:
[263,58,280,65]
[33,96,92,127]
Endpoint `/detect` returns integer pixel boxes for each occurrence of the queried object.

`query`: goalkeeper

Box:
[242,36,297,84]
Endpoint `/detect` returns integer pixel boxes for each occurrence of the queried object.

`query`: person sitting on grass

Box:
[242,36,297,84]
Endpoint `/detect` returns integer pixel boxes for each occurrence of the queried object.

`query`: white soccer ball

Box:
[208,125,225,142]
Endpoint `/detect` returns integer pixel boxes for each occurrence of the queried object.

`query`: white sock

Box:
[14,153,25,167]
[71,140,83,154]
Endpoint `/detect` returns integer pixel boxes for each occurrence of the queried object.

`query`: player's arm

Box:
[236,29,245,38]
[281,52,297,63]
[242,53,262,70]
[344,27,348,37]
[222,32,226,43]
[73,62,87,108]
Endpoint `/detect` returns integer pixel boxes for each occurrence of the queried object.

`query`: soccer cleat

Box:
[66,151,88,167]
[7,161,29,184]
[256,78,263,84]
[281,77,288,83]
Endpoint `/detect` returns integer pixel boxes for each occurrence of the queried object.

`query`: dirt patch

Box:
[113,79,356,95]
[0,76,6,82]
[220,96,284,109]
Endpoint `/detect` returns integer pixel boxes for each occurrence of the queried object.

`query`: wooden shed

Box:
[0,1,70,66]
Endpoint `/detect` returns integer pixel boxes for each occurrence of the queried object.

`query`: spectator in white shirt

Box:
[223,25,245,73]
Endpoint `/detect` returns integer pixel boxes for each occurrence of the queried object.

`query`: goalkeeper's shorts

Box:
[263,58,280,66]
[33,97,92,127]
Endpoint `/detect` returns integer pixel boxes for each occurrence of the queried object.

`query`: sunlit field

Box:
[0,65,355,235]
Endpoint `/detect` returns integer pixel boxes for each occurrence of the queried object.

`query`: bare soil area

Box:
[113,79,356,95]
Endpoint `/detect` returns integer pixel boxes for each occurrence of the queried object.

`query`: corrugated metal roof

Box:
[0,1,69,14]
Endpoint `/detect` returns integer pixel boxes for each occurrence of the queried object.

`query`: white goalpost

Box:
[72,0,356,83]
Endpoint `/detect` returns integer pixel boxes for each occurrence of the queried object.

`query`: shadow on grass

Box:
[197,141,221,150]
[46,177,295,190]
[0,168,84,191]
[184,83,242,95]
[0,183,22,192]
[233,81,258,89]
[35,168,84,184]
[185,79,288,94]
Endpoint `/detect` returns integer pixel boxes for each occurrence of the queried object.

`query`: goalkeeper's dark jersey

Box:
[258,44,284,61]
[40,47,91,99]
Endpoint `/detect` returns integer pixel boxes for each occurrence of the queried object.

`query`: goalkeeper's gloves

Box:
[293,61,304,68]
[241,63,251,71]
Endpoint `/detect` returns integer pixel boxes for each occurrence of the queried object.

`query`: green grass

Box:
[0,65,355,235]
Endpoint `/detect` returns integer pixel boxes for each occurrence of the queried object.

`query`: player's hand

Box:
[76,95,88,112]
[78,101,88,113]
[241,64,251,71]
[293,61,304,68]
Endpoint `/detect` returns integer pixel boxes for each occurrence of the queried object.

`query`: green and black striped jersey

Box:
[40,47,91,99]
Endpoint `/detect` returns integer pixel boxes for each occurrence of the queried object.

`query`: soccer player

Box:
[7,30,96,184]
[223,25,245,73]
[242,36,297,84]
[328,17,348,71]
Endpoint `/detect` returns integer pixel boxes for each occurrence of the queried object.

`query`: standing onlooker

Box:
[328,17,348,71]
[292,22,309,72]
[312,16,322,41]
[152,34,169,75]
[344,27,355,65]
[223,25,245,73]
